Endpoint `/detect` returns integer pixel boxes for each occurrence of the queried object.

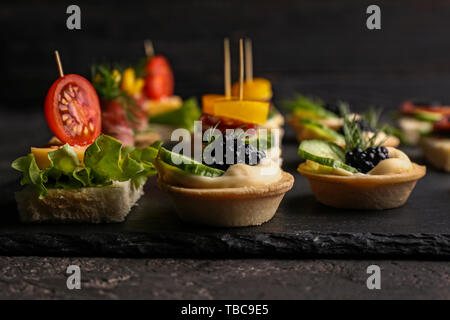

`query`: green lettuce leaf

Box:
[149,97,201,132]
[11,135,161,198]
[11,154,48,198]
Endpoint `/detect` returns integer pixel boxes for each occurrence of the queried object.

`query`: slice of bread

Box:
[420,136,450,172]
[15,181,144,223]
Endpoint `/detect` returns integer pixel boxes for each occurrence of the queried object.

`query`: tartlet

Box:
[158,171,294,227]
[298,162,425,210]
[296,113,426,210]
[154,134,294,227]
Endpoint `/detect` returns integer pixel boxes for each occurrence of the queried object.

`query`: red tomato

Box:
[44,74,101,146]
[144,55,174,99]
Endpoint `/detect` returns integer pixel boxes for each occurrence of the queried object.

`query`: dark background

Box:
[2,0,450,113]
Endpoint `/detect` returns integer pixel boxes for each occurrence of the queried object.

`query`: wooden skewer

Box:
[239,38,244,100]
[224,38,231,98]
[245,38,253,82]
[144,39,155,58]
[54,50,64,77]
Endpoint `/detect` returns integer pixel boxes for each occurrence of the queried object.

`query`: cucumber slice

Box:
[414,110,443,122]
[298,140,358,173]
[158,147,224,177]
[300,118,344,143]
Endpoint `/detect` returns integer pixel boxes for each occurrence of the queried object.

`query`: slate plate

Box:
[0,113,449,260]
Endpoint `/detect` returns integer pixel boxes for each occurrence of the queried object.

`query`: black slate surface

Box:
[0,111,449,259]
[1,0,450,259]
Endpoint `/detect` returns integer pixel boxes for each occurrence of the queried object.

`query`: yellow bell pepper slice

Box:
[202,94,229,115]
[121,68,144,96]
[213,99,270,124]
[231,78,273,101]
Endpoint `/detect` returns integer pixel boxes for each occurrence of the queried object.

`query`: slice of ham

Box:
[101,99,135,146]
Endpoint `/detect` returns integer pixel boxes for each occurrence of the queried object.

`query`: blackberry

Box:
[204,134,266,171]
[345,146,389,173]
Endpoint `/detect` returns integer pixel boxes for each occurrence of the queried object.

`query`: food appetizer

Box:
[92,65,159,147]
[201,39,283,133]
[155,40,294,226]
[200,38,282,165]
[285,96,400,148]
[92,41,201,146]
[297,114,426,210]
[230,39,284,134]
[11,51,159,223]
[138,40,201,142]
[419,112,450,172]
[398,100,450,145]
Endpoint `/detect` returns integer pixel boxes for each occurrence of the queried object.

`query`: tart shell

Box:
[158,171,294,227]
[298,163,426,210]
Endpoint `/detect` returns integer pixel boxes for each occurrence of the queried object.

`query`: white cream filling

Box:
[368,147,413,175]
[159,158,282,189]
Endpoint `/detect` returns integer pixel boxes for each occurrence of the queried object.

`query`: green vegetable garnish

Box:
[150,97,201,132]
[283,94,338,119]
[298,140,358,173]
[11,135,160,199]
[340,105,385,153]
[158,147,224,177]
[300,118,345,143]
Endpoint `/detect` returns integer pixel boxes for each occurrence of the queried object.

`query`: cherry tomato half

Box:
[144,55,174,100]
[44,74,101,146]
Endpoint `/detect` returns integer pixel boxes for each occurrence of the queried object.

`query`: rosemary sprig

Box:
[340,103,385,152]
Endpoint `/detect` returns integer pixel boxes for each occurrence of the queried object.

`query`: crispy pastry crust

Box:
[298,163,426,210]
[158,171,294,227]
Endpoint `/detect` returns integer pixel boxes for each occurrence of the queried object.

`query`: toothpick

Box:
[239,38,244,100]
[144,39,154,58]
[224,38,231,97]
[54,50,64,77]
[245,38,253,82]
